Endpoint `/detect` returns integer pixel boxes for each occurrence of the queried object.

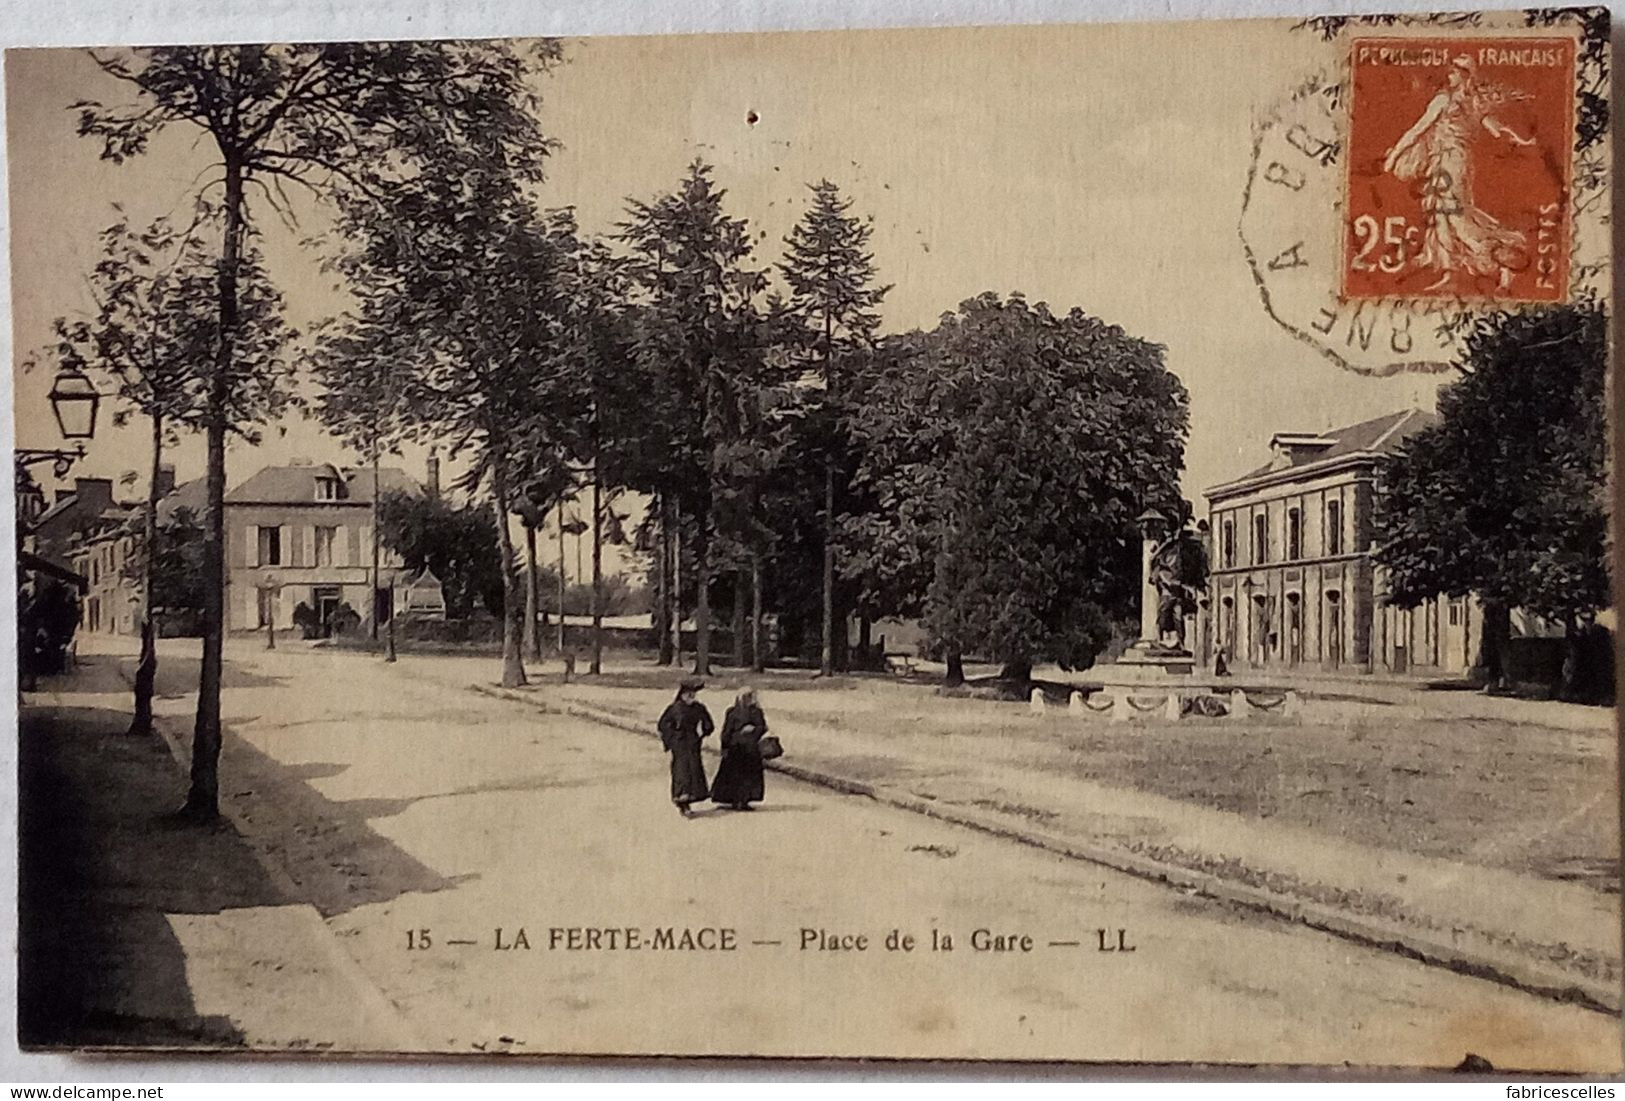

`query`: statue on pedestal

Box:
[1149,520,1209,652]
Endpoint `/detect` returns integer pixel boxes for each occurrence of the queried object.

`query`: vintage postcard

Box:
[8,6,1619,1071]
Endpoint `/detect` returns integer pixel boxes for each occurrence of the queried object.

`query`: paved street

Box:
[58,636,1624,1068]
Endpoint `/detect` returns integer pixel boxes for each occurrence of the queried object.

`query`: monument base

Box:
[1112,641,1196,678]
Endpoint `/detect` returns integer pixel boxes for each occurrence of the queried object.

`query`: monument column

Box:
[1136,508,1167,646]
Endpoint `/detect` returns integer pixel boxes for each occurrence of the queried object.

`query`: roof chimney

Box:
[427,448,441,501]
[154,464,177,498]
[74,477,114,514]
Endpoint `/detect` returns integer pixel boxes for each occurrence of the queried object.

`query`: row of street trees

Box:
[1373,301,1612,701]
[39,40,1193,821]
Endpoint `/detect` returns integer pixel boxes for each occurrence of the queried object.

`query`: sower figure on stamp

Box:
[658,676,713,818]
[711,687,768,811]
[1382,54,1536,292]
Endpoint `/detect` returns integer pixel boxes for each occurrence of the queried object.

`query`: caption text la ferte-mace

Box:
[406,926,1137,953]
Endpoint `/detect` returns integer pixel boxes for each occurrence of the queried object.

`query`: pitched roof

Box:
[225,463,419,505]
[1215,409,1438,490]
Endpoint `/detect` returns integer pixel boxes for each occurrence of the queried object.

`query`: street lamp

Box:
[1136,507,1169,541]
[257,571,282,651]
[17,368,103,480]
[48,368,101,441]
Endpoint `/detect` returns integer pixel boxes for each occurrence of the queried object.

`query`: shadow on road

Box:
[214,732,470,918]
[18,702,260,1049]
[19,656,468,1049]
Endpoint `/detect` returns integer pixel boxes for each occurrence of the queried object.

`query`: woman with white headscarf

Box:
[711,687,768,810]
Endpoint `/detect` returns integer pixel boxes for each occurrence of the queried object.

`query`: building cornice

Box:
[1204,451,1381,502]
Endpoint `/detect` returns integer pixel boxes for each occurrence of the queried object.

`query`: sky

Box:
[6,18,1455,575]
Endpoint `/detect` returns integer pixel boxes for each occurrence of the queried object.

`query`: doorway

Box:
[313,586,343,638]
[1286,592,1302,666]
[1325,590,1343,668]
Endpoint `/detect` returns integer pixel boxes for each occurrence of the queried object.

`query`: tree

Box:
[76,40,560,817]
[376,490,507,621]
[147,506,209,621]
[617,161,770,676]
[1374,302,1610,697]
[307,313,407,647]
[779,180,890,675]
[314,59,574,689]
[511,459,575,661]
[849,293,1188,684]
[29,207,291,737]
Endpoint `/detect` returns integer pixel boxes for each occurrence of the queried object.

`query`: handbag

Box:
[757,734,784,761]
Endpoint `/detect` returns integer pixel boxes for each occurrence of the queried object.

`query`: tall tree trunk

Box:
[672,498,683,665]
[183,157,243,822]
[555,499,567,655]
[821,460,836,677]
[999,658,1033,684]
[1559,616,1581,702]
[858,616,872,670]
[489,447,526,688]
[1473,598,1510,688]
[370,446,381,642]
[655,494,673,666]
[731,570,746,667]
[128,411,162,737]
[590,472,603,676]
[694,501,711,676]
[751,553,765,673]
[524,522,540,661]
[945,647,965,687]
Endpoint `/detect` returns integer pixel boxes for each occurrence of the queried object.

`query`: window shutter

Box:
[250,525,262,568]
[283,525,297,567]
[304,526,315,568]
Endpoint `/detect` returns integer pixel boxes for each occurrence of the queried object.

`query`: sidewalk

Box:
[435,658,1620,1013]
[18,652,419,1052]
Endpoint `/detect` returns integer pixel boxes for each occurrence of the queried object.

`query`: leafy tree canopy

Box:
[1374,301,1610,627]
[848,292,1189,676]
[377,490,508,620]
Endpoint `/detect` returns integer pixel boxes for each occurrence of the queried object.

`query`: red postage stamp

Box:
[1344,37,1575,302]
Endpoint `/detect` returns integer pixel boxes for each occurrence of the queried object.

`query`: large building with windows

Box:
[69,457,437,638]
[1203,409,1482,675]
[225,460,424,635]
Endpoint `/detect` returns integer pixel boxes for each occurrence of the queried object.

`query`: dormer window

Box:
[315,476,342,501]
[1268,432,1337,470]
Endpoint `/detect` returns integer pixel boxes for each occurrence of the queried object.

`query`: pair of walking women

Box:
[658,678,767,817]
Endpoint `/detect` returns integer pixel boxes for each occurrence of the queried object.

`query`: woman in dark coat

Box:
[658,677,713,817]
[711,687,767,810]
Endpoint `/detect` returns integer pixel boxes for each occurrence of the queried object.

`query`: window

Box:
[314,526,337,567]
[1221,519,1236,569]
[1287,507,1302,560]
[1448,600,1462,626]
[257,525,282,566]
[1326,499,1343,556]
[1252,513,1268,565]
[315,477,341,501]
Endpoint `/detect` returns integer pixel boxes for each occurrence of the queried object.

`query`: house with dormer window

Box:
[227,459,425,635]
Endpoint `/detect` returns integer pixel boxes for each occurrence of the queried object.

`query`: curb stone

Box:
[471,681,1620,1016]
[110,659,431,1053]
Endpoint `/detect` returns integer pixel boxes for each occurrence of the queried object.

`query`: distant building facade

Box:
[1203,410,1481,676]
[44,475,144,636]
[226,461,419,635]
[68,458,433,638]
[70,466,203,636]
